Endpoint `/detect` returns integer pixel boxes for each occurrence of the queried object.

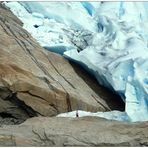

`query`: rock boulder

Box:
[0,117,147,146]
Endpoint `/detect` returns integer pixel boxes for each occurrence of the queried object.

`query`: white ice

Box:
[57,110,129,122]
[64,2,148,122]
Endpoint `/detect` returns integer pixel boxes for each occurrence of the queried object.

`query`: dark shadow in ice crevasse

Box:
[44,45,125,111]
[34,24,39,28]
[63,55,125,111]
[144,78,148,85]
[44,45,71,55]
[97,22,104,33]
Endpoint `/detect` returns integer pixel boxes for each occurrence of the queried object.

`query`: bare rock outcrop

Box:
[0,117,147,146]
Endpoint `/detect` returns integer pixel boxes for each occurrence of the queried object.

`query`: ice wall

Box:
[65,2,148,122]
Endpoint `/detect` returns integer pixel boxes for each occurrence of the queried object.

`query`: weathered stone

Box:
[0,117,147,146]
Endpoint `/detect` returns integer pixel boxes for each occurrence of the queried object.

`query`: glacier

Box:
[4,1,148,122]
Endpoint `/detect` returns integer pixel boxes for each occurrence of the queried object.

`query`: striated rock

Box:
[0,3,124,124]
[0,117,147,146]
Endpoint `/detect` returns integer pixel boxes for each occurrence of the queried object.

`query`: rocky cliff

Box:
[0,4,124,124]
[0,3,147,147]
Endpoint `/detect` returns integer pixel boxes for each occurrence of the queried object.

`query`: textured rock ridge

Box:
[0,117,147,146]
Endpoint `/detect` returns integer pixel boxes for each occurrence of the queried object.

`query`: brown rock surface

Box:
[0,3,124,124]
[0,117,147,146]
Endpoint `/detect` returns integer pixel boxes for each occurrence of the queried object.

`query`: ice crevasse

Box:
[4,2,148,122]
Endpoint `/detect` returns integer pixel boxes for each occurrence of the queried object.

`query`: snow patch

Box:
[57,110,129,122]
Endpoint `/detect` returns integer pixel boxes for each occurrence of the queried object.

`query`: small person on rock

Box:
[76,110,79,117]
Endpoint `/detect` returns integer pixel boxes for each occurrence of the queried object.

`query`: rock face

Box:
[0,117,147,146]
[0,4,124,124]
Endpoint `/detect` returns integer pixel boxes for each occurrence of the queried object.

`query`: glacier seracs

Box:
[4,1,148,122]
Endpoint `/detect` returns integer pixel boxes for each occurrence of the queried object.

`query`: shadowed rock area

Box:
[0,117,147,146]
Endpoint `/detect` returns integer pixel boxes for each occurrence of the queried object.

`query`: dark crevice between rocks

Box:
[9,92,38,118]
[0,112,22,126]
[66,93,72,112]
[69,61,125,111]
[0,89,38,126]
[0,112,16,118]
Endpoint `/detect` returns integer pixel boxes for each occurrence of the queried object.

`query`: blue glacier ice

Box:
[4,1,148,122]
[81,2,95,16]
